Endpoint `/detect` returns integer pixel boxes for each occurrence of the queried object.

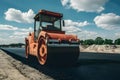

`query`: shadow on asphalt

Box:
[1,49,120,80]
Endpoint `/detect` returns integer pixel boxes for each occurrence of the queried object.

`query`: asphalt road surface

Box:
[1,48,120,80]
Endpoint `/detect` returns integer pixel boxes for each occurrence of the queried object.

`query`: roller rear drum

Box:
[38,39,80,66]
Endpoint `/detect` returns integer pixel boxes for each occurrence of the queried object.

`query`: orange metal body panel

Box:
[39,30,78,41]
[27,32,38,56]
[27,30,79,57]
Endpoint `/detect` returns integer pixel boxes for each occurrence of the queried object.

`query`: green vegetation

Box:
[104,39,113,45]
[81,39,94,45]
[0,43,25,48]
[114,38,120,45]
[95,37,104,45]
[80,37,120,45]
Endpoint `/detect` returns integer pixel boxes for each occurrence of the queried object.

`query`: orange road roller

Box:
[25,10,80,65]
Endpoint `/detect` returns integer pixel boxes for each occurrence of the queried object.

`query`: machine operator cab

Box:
[34,10,64,40]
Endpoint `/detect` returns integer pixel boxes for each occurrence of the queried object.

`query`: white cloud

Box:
[78,30,98,40]
[61,0,108,13]
[65,28,98,40]
[0,24,18,30]
[8,28,33,44]
[20,27,33,32]
[9,27,33,39]
[13,32,28,36]
[0,24,33,44]
[65,19,90,27]
[61,0,69,6]
[5,8,35,23]
[63,19,90,34]
[63,19,98,39]
[0,37,7,44]
[94,13,120,30]
[63,25,82,33]
[0,38,6,41]
[115,33,120,37]
[9,34,26,39]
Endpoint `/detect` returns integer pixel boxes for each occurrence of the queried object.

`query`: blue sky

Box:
[0,0,120,44]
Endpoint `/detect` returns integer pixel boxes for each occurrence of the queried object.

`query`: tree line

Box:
[0,37,120,47]
[0,43,25,48]
[80,37,120,45]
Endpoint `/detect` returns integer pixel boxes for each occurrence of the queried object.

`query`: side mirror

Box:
[63,20,65,27]
[29,33,32,36]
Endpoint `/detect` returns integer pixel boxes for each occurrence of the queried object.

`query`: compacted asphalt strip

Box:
[1,48,120,80]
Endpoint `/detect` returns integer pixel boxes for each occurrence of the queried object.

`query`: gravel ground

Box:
[0,50,54,80]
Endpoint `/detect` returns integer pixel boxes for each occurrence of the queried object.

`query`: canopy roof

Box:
[34,10,63,21]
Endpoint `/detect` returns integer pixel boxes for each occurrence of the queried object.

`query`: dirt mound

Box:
[80,45,120,53]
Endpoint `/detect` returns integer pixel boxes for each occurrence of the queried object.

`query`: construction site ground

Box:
[0,45,120,80]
